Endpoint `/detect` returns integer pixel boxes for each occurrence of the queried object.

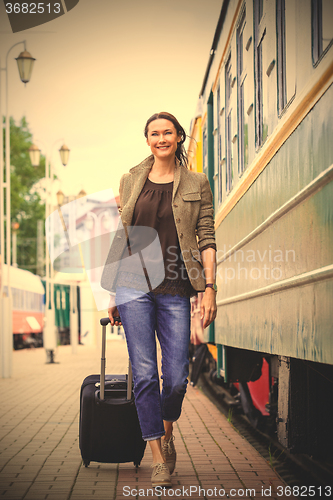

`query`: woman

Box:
[103,112,217,487]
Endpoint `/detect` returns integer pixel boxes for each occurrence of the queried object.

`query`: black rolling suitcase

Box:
[79,317,146,467]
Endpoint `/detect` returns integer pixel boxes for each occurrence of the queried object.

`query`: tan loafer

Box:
[151,462,172,487]
[162,435,176,474]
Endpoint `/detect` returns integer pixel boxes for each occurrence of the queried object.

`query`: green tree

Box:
[4,116,46,274]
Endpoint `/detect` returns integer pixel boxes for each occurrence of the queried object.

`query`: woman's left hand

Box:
[200,288,217,329]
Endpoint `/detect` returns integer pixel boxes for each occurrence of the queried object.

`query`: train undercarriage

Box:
[192,344,333,459]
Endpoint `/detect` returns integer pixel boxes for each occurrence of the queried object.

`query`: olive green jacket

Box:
[101,155,215,293]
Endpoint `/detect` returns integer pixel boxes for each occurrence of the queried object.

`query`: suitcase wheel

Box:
[134,461,141,468]
[83,460,90,467]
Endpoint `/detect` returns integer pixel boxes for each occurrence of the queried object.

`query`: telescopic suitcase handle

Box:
[99,317,132,401]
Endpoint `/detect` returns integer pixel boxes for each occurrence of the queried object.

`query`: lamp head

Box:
[56,190,65,207]
[28,144,41,167]
[78,189,87,199]
[16,50,36,84]
[59,144,70,166]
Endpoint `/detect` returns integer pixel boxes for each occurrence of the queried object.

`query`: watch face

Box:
[206,284,218,292]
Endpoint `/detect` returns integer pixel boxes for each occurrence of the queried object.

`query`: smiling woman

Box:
[102,111,217,488]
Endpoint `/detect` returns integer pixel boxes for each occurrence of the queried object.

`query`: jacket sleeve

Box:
[196,173,216,251]
[118,173,129,214]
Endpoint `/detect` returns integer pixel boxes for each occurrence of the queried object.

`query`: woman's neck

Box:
[149,157,176,182]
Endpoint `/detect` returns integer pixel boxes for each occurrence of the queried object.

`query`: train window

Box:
[237,7,249,174]
[203,125,208,175]
[12,287,18,309]
[312,0,333,64]
[216,82,223,203]
[56,289,61,310]
[18,288,24,310]
[33,292,38,311]
[254,0,268,147]
[277,0,296,114]
[26,290,31,310]
[258,0,264,22]
[225,55,233,193]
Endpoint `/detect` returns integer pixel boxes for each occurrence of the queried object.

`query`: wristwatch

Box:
[205,283,218,292]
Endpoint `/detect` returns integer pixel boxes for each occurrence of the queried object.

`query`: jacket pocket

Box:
[182,192,201,202]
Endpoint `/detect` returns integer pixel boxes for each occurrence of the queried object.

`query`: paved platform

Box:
[0,338,295,500]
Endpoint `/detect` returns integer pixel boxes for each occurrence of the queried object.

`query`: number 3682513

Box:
[5,3,61,14]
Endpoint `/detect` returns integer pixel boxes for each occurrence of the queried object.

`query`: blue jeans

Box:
[116,287,191,441]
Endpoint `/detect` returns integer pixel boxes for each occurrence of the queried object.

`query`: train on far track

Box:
[0,264,44,349]
[188,0,333,458]
[0,263,82,349]
[0,261,119,350]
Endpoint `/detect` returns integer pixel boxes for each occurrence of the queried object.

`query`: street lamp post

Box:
[29,140,70,363]
[0,41,35,378]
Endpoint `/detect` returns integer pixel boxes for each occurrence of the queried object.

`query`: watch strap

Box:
[205,283,217,292]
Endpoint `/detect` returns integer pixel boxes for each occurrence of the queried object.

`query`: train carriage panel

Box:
[214,86,333,365]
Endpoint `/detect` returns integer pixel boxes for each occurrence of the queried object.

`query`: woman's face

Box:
[146,119,181,160]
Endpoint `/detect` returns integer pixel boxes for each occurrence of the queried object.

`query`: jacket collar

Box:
[128,155,183,202]
[129,155,154,173]
[172,162,181,201]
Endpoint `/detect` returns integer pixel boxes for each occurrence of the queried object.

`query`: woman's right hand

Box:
[108,306,122,326]
[108,295,122,326]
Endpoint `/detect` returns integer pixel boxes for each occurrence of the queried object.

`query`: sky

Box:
[0,0,222,203]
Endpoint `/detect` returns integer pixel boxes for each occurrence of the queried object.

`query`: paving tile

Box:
[22,495,47,500]
[1,481,31,491]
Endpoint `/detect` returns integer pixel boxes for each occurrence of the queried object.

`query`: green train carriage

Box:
[188,0,333,456]
[42,281,80,345]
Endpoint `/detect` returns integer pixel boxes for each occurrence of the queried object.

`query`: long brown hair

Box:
[144,112,188,168]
